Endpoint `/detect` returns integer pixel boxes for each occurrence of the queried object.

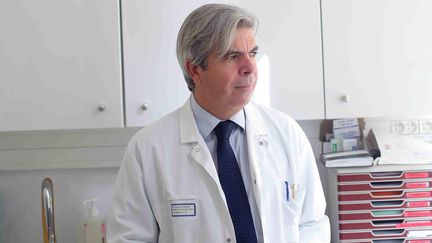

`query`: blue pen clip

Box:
[284,181,289,201]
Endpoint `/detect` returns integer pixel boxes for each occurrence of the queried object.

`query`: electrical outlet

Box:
[391,120,419,134]
[400,120,419,134]
[419,120,432,134]
[390,121,404,134]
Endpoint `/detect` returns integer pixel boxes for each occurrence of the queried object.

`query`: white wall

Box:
[0,168,117,243]
[0,121,324,243]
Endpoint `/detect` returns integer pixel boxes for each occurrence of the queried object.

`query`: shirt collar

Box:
[190,94,245,140]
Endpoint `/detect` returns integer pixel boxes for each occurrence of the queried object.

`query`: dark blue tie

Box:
[215,120,258,243]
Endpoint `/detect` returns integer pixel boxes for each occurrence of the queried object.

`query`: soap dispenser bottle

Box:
[83,198,106,243]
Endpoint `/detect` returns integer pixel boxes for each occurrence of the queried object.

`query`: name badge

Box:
[171,203,196,217]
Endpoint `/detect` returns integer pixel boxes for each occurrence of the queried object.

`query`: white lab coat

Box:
[107,99,330,243]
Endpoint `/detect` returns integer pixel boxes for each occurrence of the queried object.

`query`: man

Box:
[107,4,330,243]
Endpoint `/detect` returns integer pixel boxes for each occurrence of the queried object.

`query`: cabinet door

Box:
[0,0,123,131]
[244,0,324,120]
[122,0,191,127]
[123,0,324,127]
[322,0,432,119]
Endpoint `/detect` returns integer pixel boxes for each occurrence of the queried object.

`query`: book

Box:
[321,149,370,160]
[322,156,373,168]
[321,150,373,167]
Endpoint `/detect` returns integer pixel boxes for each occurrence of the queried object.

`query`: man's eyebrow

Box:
[225,46,259,55]
[251,46,259,52]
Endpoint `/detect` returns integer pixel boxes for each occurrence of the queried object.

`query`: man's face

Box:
[192,27,258,119]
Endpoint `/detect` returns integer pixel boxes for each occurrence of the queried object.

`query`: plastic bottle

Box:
[83,198,106,243]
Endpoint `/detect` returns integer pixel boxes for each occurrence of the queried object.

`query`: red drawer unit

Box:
[327,165,432,243]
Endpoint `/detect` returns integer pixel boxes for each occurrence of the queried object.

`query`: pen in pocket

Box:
[284,181,289,201]
[292,184,297,200]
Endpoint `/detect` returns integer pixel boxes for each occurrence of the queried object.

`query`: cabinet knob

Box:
[97,104,106,112]
[141,103,149,111]
[341,95,350,103]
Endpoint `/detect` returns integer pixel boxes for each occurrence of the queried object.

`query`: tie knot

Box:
[215,120,237,141]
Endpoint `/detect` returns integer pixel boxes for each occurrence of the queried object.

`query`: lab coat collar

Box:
[178,97,201,144]
[244,102,269,137]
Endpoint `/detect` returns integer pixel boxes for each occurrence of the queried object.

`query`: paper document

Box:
[366,129,432,165]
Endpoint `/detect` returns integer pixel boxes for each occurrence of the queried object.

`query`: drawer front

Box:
[339,200,432,211]
[338,171,432,183]
[339,191,432,202]
[339,210,432,221]
[339,181,431,192]
[340,219,432,230]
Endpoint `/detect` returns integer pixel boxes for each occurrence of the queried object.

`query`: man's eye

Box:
[250,51,258,57]
[229,54,239,59]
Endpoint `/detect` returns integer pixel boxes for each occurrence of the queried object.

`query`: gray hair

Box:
[176,4,258,91]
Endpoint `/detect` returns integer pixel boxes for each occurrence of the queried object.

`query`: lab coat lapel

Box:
[244,103,269,215]
[178,99,227,203]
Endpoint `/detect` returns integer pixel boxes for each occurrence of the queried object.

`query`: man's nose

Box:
[239,55,257,76]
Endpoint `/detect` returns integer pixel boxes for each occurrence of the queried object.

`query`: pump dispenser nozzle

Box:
[83,198,100,217]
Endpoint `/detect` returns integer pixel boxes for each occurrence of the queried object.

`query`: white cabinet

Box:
[1,0,324,131]
[0,0,123,131]
[322,0,432,119]
[122,0,324,127]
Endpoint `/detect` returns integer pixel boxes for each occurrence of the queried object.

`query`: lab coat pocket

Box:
[282,185,306,243]
[167,195,198,243]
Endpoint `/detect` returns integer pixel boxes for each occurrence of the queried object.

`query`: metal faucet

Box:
[41,177,57,243]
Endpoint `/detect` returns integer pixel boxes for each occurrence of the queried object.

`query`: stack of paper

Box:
[320,150,373,168]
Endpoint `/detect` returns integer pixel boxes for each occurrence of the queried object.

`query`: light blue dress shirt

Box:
[190,95,263,243]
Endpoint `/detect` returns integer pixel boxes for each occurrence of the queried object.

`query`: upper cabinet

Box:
[0,0,123,131]
[122,0,325,127]
[9,0,431,131]
[322,0,432,119]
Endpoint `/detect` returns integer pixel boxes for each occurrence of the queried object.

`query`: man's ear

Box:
[185,60,201,86]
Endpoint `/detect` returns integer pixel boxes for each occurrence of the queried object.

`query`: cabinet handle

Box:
[97,104,106,112]
[141,103,149,111]
[341,95,350,103]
